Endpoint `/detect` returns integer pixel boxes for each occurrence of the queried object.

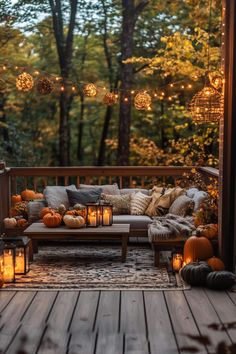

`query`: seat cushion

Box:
[113,215,152,230]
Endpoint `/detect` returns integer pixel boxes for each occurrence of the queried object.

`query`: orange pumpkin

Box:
[66,210,80,216]
[9,207,19,217]
[183,235,213,264]
[207,257,225,271]
[43,211,62,228]
[11,194,22,205]
[17,218,28,228]
[21,189,36,201]
[40,207,53,219]
[196,224,218,239]
[34,192,44,199]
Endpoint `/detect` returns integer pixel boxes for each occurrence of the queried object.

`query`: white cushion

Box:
[44,185,77,209]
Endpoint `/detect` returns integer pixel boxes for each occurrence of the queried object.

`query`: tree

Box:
[117,0,149,166]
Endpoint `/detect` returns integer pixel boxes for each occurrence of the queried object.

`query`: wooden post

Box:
[0,162,10,233]
[218,0,236,270]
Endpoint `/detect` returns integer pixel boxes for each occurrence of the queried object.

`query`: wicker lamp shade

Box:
[134,91,152,110]
[83,83,97,97]
[103,92,118,105]
[16,72,34,92]
[189,86,223,124]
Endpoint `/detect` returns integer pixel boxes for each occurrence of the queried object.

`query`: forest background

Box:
[0,0,221,167]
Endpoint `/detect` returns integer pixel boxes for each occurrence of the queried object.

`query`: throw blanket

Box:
[148,214,195,242]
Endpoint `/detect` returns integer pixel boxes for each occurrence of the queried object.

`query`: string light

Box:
[60,85,65,91]
[71,86,76,92]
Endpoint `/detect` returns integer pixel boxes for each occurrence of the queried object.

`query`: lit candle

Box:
[15,251,25,274]
[103,209,110,226]
[172,254,183,272]
[89,212,97,226]
[3,250,15,282]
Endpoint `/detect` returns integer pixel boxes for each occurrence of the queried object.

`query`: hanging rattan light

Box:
[189,85,223,124]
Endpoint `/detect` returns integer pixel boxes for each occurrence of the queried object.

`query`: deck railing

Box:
[0,162,219,232]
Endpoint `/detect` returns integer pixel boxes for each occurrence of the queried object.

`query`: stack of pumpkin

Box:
[41,203,86,229]
[4,189,44,229]
[181,226,236,290]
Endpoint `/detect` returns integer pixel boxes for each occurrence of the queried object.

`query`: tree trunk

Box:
[97,105,113,166]
[0,93,12,154]
[77,94,85,163]
[117,0,149,166]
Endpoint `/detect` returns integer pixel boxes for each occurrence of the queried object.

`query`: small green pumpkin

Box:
[180,261,212,286]
[206,271,236,290]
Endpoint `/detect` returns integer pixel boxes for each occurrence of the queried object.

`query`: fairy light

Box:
[55,77,60,81]
[72,86,76,92]
[124,97,128,102]
[161,92,165,96]
[181,85,185,89]
[2,65,7,70]
[168,96,173,101]
[131,90,135,94]
[60,85,65,91]
[34,70,40,75]
[170,83,174,88]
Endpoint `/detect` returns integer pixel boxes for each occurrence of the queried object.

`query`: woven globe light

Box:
[37,78,54,95]
[189,85,223,124]
[103,92,118,105]
[134,91,152,110]
[83,83,97,97]
[16,72,34,92]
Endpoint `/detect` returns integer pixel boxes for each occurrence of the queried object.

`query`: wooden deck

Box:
[0,288,236,354]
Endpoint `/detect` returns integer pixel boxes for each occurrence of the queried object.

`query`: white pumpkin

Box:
[4,217,17,228]
[63,215,85,228]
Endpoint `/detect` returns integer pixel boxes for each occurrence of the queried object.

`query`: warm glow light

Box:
[124,97,128,102]
[72,86,76,92]
[170,83,174,87]
[161,92,165,96]
[34,70,40,75]
[60,86,65,91]
[188,84,192,88]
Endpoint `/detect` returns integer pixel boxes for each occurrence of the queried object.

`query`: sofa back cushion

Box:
[169,195,195,217]
[79,183,120,195]
[120,188,149,195]
[44,185,77,209]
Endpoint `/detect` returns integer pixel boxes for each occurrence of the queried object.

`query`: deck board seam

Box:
[163,290,181,354]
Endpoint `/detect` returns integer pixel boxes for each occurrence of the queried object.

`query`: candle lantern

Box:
[3,243,15,283]
[86,203,100,227]
[3,236,30,275]
[0,240,4,287]
[172,251,183,273]
[100,203,113,226]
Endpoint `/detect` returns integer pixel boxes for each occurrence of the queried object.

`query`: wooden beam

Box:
[219,0,236,270]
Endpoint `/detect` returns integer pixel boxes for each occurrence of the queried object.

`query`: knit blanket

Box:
[148,213,195,242]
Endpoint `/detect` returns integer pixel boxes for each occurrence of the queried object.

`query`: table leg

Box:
[121,234,128,262]
[154,247,160,267]
[32,240,38,254]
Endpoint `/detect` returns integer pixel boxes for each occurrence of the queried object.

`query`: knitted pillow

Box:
[145,187,164,217]
[130,192,152,215]
[169,195,195,217]
[100,193,131,215]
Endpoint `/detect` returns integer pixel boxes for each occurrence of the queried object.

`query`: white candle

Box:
[103,209,110,226]
[4,250,14,282]
[15,251,25,273]
[89,212,97,226]
[172,254,183,272]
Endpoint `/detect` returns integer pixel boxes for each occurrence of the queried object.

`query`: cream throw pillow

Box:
[130,192,152,215]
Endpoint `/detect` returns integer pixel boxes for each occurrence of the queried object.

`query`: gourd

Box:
[207,257,225,271]
[73,203,86,218]
[34,192,44,199]
[40,207,53,219]
[17,218,28,228]
[183,235,213,264]
[21,189,36,201]
[180,261,212,286]
[11,194,22,205]
[63,215,85,228]
[206,271,236,290]
[4,217,17,228]
[43,211,62,228]
[57,204,67,216]
[196,224,218,239]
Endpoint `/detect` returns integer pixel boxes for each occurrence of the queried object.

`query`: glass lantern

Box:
[3,244,15,283]
[3,236,30,275]
[100,203,113,226]
[86,203,100,227]
[0,240,4,286]
[171,251,183,273]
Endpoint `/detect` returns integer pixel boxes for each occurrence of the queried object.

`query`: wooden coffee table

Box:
[24,223,130,263]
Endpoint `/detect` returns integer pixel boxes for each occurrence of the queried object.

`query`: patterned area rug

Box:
[3,244,189,290]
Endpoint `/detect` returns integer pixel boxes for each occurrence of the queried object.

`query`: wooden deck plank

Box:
[69,291,100,333]
[96,333,123,354]
[37,292,78,354]
[6,291,57,354]
[206,289,236,342]
[124,334,149,354]
[95,291,120,333]
[227,290,236,306]
[185,288,231,351]
[0,291,16,312]
[120,291,146,334]
[144,291,178,354]
[67,332,96,354]
[165,291,207,354]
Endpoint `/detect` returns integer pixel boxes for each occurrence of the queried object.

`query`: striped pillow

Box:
[130,192,152,215]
